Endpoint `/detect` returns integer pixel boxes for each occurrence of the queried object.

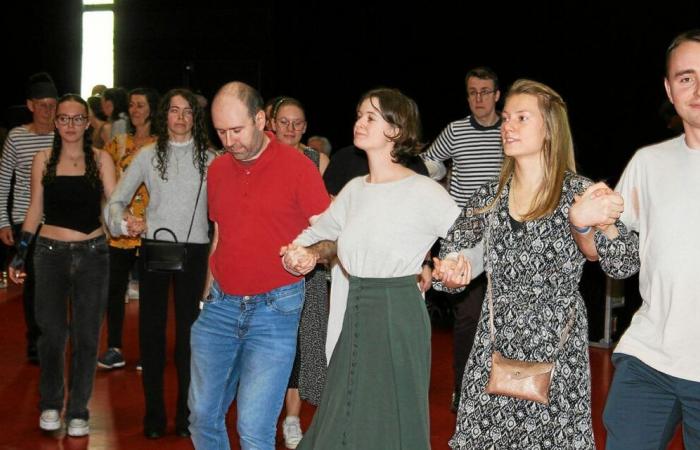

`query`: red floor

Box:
[0,285,684,449]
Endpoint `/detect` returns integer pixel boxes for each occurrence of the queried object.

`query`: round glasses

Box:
[55,114,88,126]
[276,118,306,131]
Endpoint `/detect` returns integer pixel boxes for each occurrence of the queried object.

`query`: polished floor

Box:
[0,284,684,449]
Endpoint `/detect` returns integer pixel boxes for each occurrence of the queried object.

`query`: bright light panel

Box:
[81,10,114,99]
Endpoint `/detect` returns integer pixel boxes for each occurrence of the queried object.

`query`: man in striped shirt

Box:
[0,72,57,364]
[422,66,503,412]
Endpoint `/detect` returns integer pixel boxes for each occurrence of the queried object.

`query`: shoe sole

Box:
[97,361,126,369]
[40,419,61,431]
[67,426,89,437]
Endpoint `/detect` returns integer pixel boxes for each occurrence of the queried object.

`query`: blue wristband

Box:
[572,225,591,234]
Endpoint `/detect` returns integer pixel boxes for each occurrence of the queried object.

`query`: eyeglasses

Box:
[55,114,88,126]
[468,89,496,99]
[276,118,306,131]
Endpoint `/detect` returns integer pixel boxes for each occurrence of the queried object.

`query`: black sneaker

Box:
[97,348,125,369]
[27,345,39,365]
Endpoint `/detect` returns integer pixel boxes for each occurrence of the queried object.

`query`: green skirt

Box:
[298,275,431,450]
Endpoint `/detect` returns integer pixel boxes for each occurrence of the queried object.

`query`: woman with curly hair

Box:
[281,88,461,449]
[105,88,216,439]
[9,93,116,437]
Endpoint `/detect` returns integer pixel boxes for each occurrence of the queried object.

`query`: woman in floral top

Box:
[97,88,159,370]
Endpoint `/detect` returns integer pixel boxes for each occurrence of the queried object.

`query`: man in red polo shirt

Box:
[188,81,330,450]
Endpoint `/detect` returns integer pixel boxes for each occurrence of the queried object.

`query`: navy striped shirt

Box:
[0,126,55,228]
[422,115,503,208]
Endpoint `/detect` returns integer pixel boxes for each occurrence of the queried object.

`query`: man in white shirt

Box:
[603,29,700,450]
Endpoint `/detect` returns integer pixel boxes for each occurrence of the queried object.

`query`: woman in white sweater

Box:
[282,88,461,450]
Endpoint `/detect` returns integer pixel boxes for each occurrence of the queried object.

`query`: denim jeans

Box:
[33,235,109,420]
[604,354,700,450]
[189,279,304,450]
[12,223,40,354]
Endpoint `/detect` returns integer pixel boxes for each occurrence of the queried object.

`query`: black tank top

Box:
[43,175,102,234]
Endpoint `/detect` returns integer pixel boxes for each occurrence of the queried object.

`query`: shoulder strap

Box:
[184,174,204,243]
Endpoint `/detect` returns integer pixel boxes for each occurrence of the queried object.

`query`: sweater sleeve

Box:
[294,177,353,246]
[104,148,150,235]
[0,134,18,228]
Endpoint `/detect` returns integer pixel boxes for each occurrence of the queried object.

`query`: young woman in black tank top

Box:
[8,94,116,437]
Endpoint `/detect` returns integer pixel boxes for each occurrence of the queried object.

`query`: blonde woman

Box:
[435,79,640,449]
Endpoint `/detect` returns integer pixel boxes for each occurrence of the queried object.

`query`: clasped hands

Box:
[124,213,146,237]
[569,181,624,232]
[432,253,472,290]
[280,243,318,276]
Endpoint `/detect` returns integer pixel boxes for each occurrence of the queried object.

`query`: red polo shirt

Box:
[207,133,330,295]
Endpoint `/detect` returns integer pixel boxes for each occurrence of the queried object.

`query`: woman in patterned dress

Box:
[271,97,330,448]
[435,79,640,449]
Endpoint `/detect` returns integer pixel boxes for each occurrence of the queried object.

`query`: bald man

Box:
[188,82,330,450]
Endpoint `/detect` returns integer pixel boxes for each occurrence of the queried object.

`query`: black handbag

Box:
[141,176,203,273]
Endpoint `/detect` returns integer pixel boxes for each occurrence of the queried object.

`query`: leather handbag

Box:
[141,176,203,273]
[481,212,574,405]
[142,228,188,272]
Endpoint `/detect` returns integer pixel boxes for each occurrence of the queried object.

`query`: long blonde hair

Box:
[487,79,577,220]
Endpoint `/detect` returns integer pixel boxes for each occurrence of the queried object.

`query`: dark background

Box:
[3,1,700,183]
[3,1,697,342]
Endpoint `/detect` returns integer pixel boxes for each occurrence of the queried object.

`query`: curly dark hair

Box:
[153,88,210,180]
[357,88,423,165]
[43,94,102,192]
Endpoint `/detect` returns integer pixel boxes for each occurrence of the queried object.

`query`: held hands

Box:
[125,213,146,237]
[432,254,471,289]
[280,243,318,276]
[569,182,624,231]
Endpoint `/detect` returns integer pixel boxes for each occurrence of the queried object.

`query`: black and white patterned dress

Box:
[441,172,640,450]
[291,146,329,405]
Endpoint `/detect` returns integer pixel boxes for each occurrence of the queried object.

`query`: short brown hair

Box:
[357,88,423,165]
[465,66,499,91]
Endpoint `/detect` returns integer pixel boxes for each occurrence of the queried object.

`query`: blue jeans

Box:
[33,235,109,420]
[189,279,304,450]
[604,353,700,449]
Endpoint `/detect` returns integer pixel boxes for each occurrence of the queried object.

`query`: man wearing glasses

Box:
[0,72,57,365]
[421,66,503,412]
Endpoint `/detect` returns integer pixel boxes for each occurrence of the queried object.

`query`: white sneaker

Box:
[282,416,303,449]
[127,281,139,300]
[67,418,89,437]
[39,409,61,431]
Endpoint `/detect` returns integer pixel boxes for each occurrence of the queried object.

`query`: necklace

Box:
[65,153,83,168]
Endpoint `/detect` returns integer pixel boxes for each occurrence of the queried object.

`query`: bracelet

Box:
[572,224,592,234]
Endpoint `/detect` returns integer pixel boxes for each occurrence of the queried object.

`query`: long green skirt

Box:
[298,275,431,450]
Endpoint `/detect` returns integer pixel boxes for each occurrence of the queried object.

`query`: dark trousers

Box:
[450,273,486,396]
[138,242,208,431]
[12,223,40,353]
[33,235,109,420]
[105,246,138,349]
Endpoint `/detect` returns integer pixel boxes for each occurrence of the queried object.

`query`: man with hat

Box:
[0,71,57,364]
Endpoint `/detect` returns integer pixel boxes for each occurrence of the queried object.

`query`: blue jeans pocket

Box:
[267,281,304,315]
[203,280,224,304]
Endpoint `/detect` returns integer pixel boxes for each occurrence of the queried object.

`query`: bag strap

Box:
[484,207,575,353]
[184,174,204,244]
